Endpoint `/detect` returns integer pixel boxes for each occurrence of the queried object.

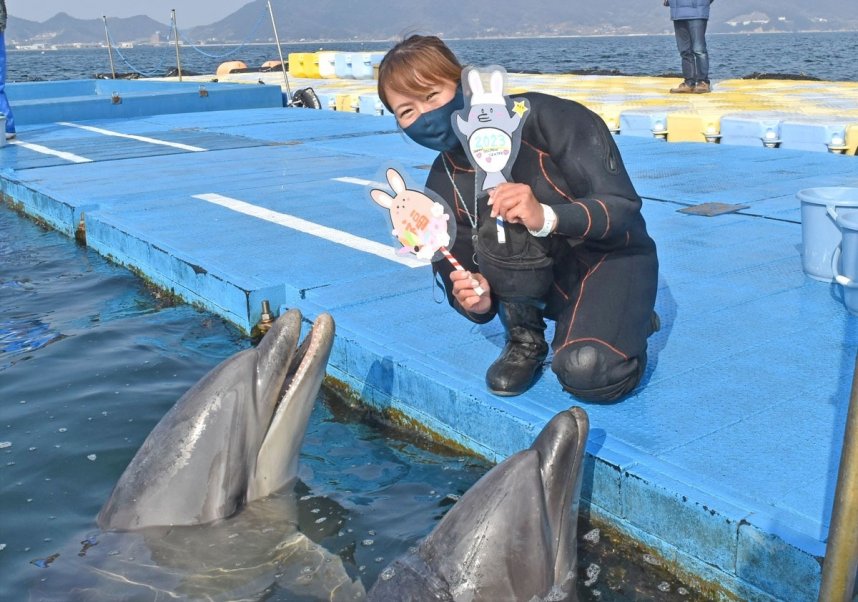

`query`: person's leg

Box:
[688,19,710,86]
[549,250,658,403]
[672,20,695,88]
[0,32,15,135]
[485,301,549,396]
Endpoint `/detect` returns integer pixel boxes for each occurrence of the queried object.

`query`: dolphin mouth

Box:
[532,407,589,480]
[276,312,335,414]
[277,313,333,406]
[247,311,336,502]
[531,407,589,587]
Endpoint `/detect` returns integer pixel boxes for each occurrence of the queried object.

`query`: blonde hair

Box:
[377,35,463,112]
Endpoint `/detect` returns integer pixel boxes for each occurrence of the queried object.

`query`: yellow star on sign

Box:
[512,100,529,117]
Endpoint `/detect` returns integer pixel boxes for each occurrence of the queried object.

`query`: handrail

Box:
[102,16,116,79]
[818,350,858,601]
[171,10,182,81]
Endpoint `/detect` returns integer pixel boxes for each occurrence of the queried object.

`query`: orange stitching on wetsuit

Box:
[595,198,610,239]
[523,141,574,201]
[522,139,544,155]
[574,202,593,239]
[556,337,629,360]
[553,280,568,301]
[532,148,573,202]
[524,142,592,239]
[563,252,608,344]
[444,153,475,173]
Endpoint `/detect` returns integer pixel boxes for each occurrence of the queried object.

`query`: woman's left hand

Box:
[488,183,545,232]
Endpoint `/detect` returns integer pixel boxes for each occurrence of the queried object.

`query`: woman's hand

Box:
[488,183,546,232]
[450,270,492,314]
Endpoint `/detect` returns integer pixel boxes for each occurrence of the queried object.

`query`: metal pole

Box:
[819,351,858,601]
[267,0,292,103]
[171,9,183,81]
[102,16,116,79]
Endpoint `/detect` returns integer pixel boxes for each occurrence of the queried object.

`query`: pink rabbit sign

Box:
[370,167,484,295]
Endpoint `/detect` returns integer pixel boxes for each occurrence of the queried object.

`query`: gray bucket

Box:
[833,211,858,315]
[797,187,858,281]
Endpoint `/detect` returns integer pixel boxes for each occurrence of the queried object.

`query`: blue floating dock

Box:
[1,87,857,602]
[6,79,285,125]
[193,70,858,155]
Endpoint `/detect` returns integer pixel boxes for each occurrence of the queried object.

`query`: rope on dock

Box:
[101,5,271,77]
[176,5,270,60]
[102,15,174,77]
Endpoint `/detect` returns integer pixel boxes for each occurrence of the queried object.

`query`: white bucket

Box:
[796,187,858,281]
[832,211,858,315]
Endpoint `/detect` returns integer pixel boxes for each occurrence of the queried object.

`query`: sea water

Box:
[0,204,708,599]
[7,31,858,83]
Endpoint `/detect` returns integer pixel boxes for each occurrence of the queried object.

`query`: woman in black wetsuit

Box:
[377,35,659,403]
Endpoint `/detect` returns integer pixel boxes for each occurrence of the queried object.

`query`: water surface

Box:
[8,32,858,82]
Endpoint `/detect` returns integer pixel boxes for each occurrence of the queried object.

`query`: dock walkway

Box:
[195,70,858,154]
[1,78,857,601]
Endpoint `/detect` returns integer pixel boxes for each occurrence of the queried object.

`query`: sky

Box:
[9,1,241,28]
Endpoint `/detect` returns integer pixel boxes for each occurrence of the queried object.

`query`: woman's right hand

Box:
[450,270,492,314]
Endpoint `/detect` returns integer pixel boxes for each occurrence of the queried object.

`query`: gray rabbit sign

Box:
[453,66,530,193]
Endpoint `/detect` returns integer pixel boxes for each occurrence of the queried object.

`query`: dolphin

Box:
[34,308,367,600]
[368,406,589,602]
[97,308,334,530]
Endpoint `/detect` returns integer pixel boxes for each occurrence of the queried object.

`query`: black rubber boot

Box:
[485,302,549,396]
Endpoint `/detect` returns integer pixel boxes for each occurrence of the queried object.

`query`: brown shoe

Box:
[670,82,695,94]
[694,82,711,94]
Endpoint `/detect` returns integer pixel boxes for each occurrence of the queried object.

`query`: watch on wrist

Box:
[528,204,557,237]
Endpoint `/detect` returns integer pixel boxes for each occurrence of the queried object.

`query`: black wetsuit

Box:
[428,92,659,402]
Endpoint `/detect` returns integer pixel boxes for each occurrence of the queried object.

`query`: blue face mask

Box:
[402,85,464,152]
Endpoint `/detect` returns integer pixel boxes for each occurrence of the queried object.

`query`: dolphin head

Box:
[369,407,589,602]
[97,309,335,531]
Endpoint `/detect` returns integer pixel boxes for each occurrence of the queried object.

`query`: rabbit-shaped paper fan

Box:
[370,167,456,262]
[369,167,484,294]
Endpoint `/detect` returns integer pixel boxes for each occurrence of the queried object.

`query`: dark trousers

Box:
[546,246,658,403]
[673,18,709,86]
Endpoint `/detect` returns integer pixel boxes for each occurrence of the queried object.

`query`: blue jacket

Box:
[666,0,712,21]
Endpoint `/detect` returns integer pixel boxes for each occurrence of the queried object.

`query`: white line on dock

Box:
[7,140,92,163]
[57,122,207,152]
[192,193,427,268]
[333,176,386,188]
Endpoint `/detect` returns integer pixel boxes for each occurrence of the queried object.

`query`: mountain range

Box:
[7,0,857,47]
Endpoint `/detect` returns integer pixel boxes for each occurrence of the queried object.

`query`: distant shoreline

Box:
[9,29,858,52]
